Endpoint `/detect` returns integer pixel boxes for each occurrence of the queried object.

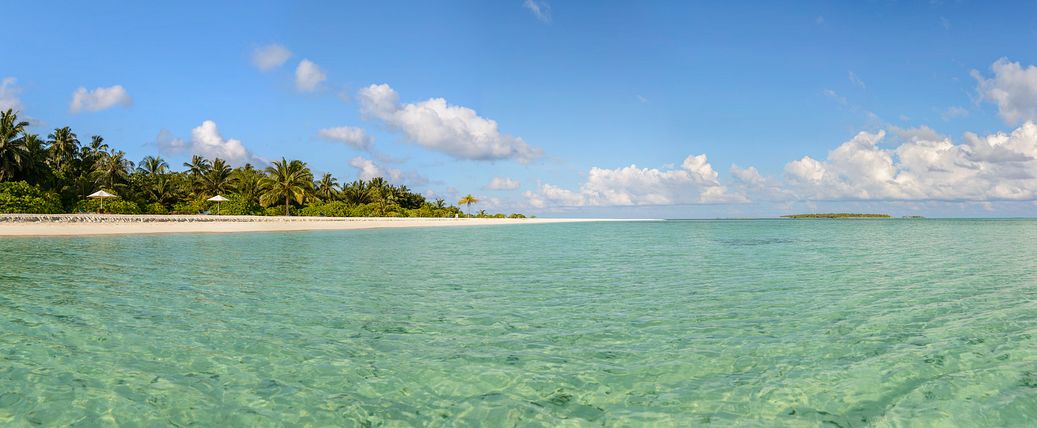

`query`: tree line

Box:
[0,109,524,218]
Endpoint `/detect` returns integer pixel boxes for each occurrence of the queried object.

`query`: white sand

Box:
[0,214,619,237]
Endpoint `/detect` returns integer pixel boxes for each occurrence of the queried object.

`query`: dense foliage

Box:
[781,213,891,219]
[0,109,525,217]
[0,181,63,213]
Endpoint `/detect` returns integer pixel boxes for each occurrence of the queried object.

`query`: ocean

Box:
[2,219,1036,426]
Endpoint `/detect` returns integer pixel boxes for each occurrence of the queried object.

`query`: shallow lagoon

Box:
[2,220,1037,426]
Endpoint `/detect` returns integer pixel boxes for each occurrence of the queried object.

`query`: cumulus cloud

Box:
[525,154,742,208]
[158,121,257,165]
[782,122,1037,201]
[0,77,22,111]
[357,83,541,163]
[190,120,254,164]
[295,59,326,92]
[973,58,1037,124]
[348,156,428,186]
[252,44,292,71]
[485,177,520,190]
[318,126,372,151]
[69,85,132,113]
[523,0,551,22]
[890,125,945,143]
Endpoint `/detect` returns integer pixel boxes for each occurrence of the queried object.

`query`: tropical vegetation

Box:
[0,109,526,218]
[781,213,891,219]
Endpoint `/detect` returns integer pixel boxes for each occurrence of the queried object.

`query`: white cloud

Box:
[348,156,428,186]
[525,154,742,208]
[973,58,1037,124]
[848,71,866,89]
[941,106,969,121]
[485,177,520,190]
[890,125,944,143]
[318,126,372,151]
[158,121,256,165]
[350,156,384,181]
[251,44,293,71]
[357,83,541,163]
[190,120,253,164]
[523,0,551,23]
[155,129,187,153]
[295,59,326,92]
[782,122,1037,201]
[69,85,132,113]
[0,77,22,111]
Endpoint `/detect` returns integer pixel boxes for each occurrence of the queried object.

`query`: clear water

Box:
[2,220,1037,426]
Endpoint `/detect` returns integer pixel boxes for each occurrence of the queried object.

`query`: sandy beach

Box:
[0,214,617,237]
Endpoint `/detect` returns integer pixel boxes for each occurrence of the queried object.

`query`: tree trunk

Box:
[285,196,290,216]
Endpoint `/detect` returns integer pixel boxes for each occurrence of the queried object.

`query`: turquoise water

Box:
[2,220,1037,426]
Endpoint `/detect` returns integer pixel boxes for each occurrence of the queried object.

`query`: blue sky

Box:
[4,1,1037,217]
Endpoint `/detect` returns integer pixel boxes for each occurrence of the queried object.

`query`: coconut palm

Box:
[260,158,313,216]
[94,150,132,189]
[183,155,211,196]
[203,158,234,196]
[147,174,179,206]
[232,164,267,207]
[20,133,47,184]
[138,155,169,176]
[0,109,29,181]
[315,173,339,201]
[46,127,80,170]
[341,180,373,205]
[458,194,478,217]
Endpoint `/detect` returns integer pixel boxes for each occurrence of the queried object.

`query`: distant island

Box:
[781,213,892,219]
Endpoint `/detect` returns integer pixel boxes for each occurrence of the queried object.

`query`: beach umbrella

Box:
[207,195,229,215]
[87,190,117,213]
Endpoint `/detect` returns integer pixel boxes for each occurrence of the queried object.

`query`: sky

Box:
[3,1,1037,218]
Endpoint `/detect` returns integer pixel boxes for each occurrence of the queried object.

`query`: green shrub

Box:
[171,199,208,215]
[299,201,354,217]
[217,195,264,216]
[144,202,168,215]
[0,181,64,214]
[264,205,298,216]
[75,199,142,214]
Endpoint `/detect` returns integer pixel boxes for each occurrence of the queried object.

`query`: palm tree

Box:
[20,133,47,184]
[138,155,168,176]
[0,109,29,182]
[148,174,179,206]
[46,127,80,170]
[203,158,234,196]
[88,135,109,153]
[260,158,313,216]
[341,180,372,205]
[458,194,478,217]
[232,164,267,207]
[94,150,132,189]
[183,155,211,196]
[315,173,339,201]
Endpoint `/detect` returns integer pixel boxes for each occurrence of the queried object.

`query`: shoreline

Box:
[0,214,632,237]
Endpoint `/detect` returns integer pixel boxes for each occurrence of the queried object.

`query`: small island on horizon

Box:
[781,213,893,219]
